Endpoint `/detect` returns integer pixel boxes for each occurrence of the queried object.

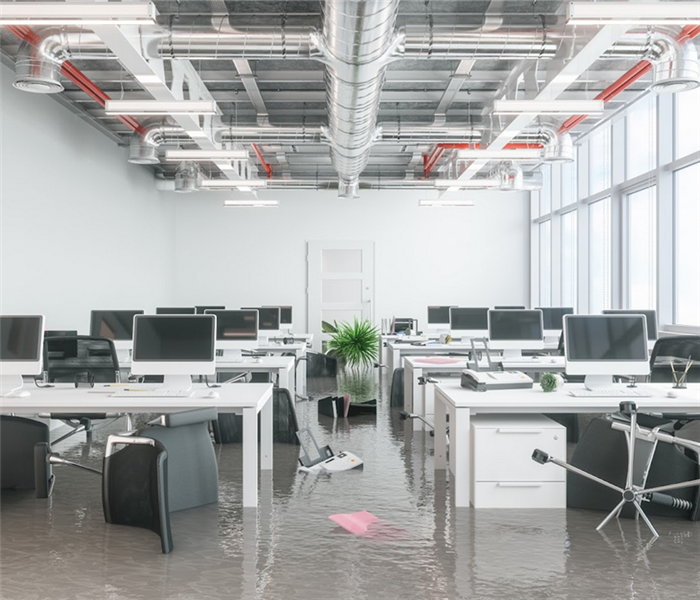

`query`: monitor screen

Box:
[489,310,543,341]
[494,306,526,310]
[566,316,648,361]
[280,307,292,325]
[45,330,78,338]
[603,309,658,340]
[206,310,258,341]
[0,316,43,361]
[428,306,454,324]
[537,307,574,330]
[156,307,196,315]
[132,316,215,362]
[450,308,488,331]
[90,310,143,340]
[195,306,225,315]
[243,307,280,331]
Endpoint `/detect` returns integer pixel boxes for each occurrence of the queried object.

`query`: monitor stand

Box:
[258,335,269,345]
[0,374,24,397]
[116,349,130,365]
[162,374,193,391]
[584,375,614,391]
[502,349,523,360]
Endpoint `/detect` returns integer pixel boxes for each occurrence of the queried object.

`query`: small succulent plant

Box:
[540,372,559,393]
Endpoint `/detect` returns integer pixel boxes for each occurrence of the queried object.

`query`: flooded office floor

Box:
[2,376,699,600]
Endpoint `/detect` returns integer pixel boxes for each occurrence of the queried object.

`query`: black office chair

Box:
[43,335,122,439]
[390,367,404,407]
[649,336,700,385]
[1,416,51,493]
[102,435,173,554]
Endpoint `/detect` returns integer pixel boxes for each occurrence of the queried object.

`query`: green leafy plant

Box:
[540,372,559,393]
[337,367,377,403]
[326,318,379,368]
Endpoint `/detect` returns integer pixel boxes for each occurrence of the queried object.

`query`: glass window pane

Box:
[675,163,700,325]
[627,186,657,309]
[561,210,578,310]
[322,279,362,303]
[589,197,612,313]
[589,127,611,195]
[561,160,577,207]
[322,249,362,273]
[626,95,657,179]
[540,165,552,215]
[676,87,700,159]
[539,220,552,306]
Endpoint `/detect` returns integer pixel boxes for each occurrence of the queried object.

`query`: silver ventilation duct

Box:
[129,121,189,164]
[648,35,700,93]
[174,162,202,193]
[493,161,524,190]
[13,30,112,93]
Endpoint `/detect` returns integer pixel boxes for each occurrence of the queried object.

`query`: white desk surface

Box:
[432,381,700,508]
[216,356,294,370]
[405,355,566,372]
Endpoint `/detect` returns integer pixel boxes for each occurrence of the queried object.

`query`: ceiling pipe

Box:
[129,120,190,164]
[174,162,202,193]
[251,143,273,179]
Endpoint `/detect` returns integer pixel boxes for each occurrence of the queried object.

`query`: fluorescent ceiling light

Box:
[104,100,218,116]
[419,199,475,207]
[202,179,267,189]
[433,179,500,189]
[454,149,542,160]
[0,2,158,25]
[165,150,249,162]
[135,74,163,85]
[567,2,700,25]
[493,99,605,116]
[224,200,279,208]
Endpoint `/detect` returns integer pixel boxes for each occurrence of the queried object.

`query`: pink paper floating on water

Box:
[328,510,380,534]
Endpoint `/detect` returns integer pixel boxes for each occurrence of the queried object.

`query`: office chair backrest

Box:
[274,387,300,445]
[0,416,50,490]
[649,336,700,384]
[44,336,120,384]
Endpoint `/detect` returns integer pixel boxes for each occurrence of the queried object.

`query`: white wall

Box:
[171,188,530,332]
[0,64,175,331]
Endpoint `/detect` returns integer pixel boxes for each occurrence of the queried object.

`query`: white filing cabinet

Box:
[470,414,566,508]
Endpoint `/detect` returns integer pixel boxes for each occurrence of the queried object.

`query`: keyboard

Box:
[111,389,194,398]
[568,389,652,398]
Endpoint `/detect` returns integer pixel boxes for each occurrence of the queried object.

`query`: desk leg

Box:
[412,368,423,432]
[278,367,292,397]
[242,407,258,508]
[434,392,447,470]
[450,406,470,508]
[404,366,414,412]
[297,348,306,396]
[424,383,435,432]
[260,397,273,471]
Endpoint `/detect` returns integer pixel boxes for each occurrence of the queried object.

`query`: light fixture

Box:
[433,179,500,189]
[104,100,218,116]
[165,150,249,162]
[419,199,475,207]
[201,179,267,189]
[566,2,700,25]
[454,149,542,160]
[0,2,158,25]
[493,100,605,116]
[224,200,279,208]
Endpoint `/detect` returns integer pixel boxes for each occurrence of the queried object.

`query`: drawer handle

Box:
[496,483,543,488]
[496,429,544,434]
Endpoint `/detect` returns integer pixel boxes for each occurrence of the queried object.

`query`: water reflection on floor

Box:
[2,375,699,600]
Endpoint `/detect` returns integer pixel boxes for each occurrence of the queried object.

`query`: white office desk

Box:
[433,381,700,508]
[216,356,295,396]
[380,334,430,367]
[257,341,308,396]
[0,383,273,508]
[403,356,567,431]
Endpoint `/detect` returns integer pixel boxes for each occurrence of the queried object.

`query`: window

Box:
[675,163,700,325]
[676,87,700,159]
[539,220,552,306]
[589,126,611,195]
[627,186,657,309]
[561,210,578,310]
[561,160,577,207]
[540,165,552,216]
[626,95,657,179]
[589,197,612,313]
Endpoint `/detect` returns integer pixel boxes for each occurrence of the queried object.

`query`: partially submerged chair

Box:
[1,416,51,493]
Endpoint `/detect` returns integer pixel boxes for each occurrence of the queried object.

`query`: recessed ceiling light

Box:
[433,179,500,189]
[493,100,605,116]
[202,180,267,189]
[0,2,158,25]
[165,150,249,162]
[224,200,279,208]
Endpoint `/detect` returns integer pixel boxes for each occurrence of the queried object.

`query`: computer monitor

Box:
[204,309,258,358]
[564,314,649,390]
[536,307,575,338]
[0,315,44,396]
[449,307,489,342]
[131,315,216,390]
[195,305,225,314]
[392,318,416,335]
[156,307,196,315]
[90,310,143,362]
[242,307,280,341]
[488,309,544,358]
[603,309,658,342]
[495,306,526,310]
[45,330,78,337]
[264,306,293,333]
[427,306,455,332]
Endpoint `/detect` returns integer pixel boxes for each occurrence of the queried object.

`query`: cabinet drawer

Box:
[472,481,566,509]
[471,417,566,482]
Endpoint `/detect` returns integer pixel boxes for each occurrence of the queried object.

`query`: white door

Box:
[307,241,375,352]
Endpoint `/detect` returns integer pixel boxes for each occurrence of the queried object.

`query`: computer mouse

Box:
[666,390,678,398]
[206,391,220,399]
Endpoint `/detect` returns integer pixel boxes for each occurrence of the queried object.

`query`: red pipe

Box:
[423,146,445,178]
[7,26,145,135]
[251,143,273,179]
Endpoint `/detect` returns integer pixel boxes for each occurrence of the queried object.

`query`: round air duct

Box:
[650,38,700,93]
[13,42,64,93]
[495,161,524,190]
[128,121,188,165]
[129,138,160,164]
[174,162,201,193]
[542,130,574,163]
